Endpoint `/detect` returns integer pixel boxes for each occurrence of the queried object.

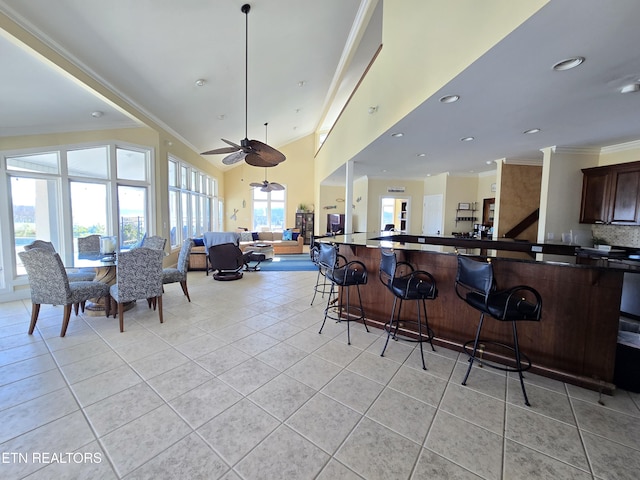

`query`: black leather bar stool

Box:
[318,242,369,345]
[455,255,542,406]
[379,248,437,370]
[309,238,332,306]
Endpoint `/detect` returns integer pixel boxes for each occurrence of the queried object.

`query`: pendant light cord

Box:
[243,4,250,141]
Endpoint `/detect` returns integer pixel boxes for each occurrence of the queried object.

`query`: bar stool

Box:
[318,242,369,345]
[454,255,542,406]
[309,243,332,306]
[379,249,437,370]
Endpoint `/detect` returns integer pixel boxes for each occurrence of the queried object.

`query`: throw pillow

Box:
[193,238,205,246]
[292,232,300,240]
[240,231,253,242]
[251,232,260,241]
[282,230,292,241]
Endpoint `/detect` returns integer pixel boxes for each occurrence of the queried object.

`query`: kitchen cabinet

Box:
[580,161,640,225]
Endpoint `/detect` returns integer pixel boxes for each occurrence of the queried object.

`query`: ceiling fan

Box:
[250,174,284,192]
[201,4,286,168]
[250,123,284,192]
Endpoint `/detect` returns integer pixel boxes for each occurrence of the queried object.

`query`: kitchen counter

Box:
[317,232,627,393]
[319,231,640,272]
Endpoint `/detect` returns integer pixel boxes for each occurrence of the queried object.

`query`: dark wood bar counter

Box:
[318,233,634,393]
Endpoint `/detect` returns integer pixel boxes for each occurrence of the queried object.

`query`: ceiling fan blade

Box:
[249,182,264,188]
[245,152,280,168]
[246,139,286,165]
[222,150,248,165]
[221,138,243,150]
[201,146,239,155]
[269,182,284,191]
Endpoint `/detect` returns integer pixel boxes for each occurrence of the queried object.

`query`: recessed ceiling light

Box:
[552,57,585,71]
[195,79,206,87]
[368,106,378,114]
[298,80,306,87]
[524,128,541,134]
[460,136,474,142]
[91,111,103,118]
[621,83,640,94]
[485,160,493,165]
[439,95,460,103]
[391,132,404,137]
[417,153,426,157]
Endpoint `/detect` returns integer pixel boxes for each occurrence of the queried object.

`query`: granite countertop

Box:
[317,232,640,272]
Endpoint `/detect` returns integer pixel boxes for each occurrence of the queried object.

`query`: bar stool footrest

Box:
[385,321,435,344]
[463,339,531,373]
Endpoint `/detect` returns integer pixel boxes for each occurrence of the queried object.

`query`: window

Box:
[253,187,285,231]
[168,157,217,248]
[3,142,153,278]
[70,181,108,251]
[10,176,61,276]
[118,185,147,248]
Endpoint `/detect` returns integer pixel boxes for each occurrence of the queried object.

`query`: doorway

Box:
[380,197,410,232]
[423,194,443,235]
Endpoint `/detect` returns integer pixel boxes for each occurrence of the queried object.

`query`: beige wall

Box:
[599,142,640,166]
[318,185,347,234]
[445,175,478,236]
[314,0,548,186]
[352,177,369,233]
[365,178,425,234]
[222,134,315,232]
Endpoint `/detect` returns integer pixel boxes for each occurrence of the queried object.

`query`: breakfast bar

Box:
[318,232,636,393]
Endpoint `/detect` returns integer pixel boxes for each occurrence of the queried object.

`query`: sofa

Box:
[188,230,304,271]
[237,230,303,255]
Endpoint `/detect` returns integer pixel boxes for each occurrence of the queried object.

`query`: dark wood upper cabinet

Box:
[580,161,640,225]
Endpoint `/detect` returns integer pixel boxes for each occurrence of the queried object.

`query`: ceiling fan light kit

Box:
[201,3,286,168]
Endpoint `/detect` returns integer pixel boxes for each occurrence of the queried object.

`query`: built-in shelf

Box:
[455,202,478,225]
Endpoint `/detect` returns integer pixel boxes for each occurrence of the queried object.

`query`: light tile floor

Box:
[0,269,639,479]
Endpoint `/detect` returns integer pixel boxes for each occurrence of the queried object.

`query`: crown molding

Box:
[600,139,640,154]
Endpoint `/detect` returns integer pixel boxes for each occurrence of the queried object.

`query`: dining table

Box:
[70,252,134,316]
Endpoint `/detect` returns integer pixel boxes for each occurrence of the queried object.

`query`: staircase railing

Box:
[503,208,539,239]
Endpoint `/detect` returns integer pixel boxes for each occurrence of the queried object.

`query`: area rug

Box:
[255,254,316,272]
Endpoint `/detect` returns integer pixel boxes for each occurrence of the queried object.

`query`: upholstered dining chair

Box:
[77,234,101,253]
[24,239,96,287]
[18,248,111,337]
[162,238,194,301]
[141,235,167,250]
[110,247,164,332]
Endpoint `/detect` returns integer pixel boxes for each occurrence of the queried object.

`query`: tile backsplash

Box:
[592,225,640,248]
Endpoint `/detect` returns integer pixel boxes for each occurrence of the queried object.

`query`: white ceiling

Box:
[2,0,640,185]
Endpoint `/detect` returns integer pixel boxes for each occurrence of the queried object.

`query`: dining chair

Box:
[141,235,167,250]
[110,247,164,332]
[162,238,194,301]
[77,234,101,253]
[24,239,97,296]
[18,248,111,337]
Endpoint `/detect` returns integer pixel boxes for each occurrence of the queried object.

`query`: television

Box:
[327,213,345,234]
